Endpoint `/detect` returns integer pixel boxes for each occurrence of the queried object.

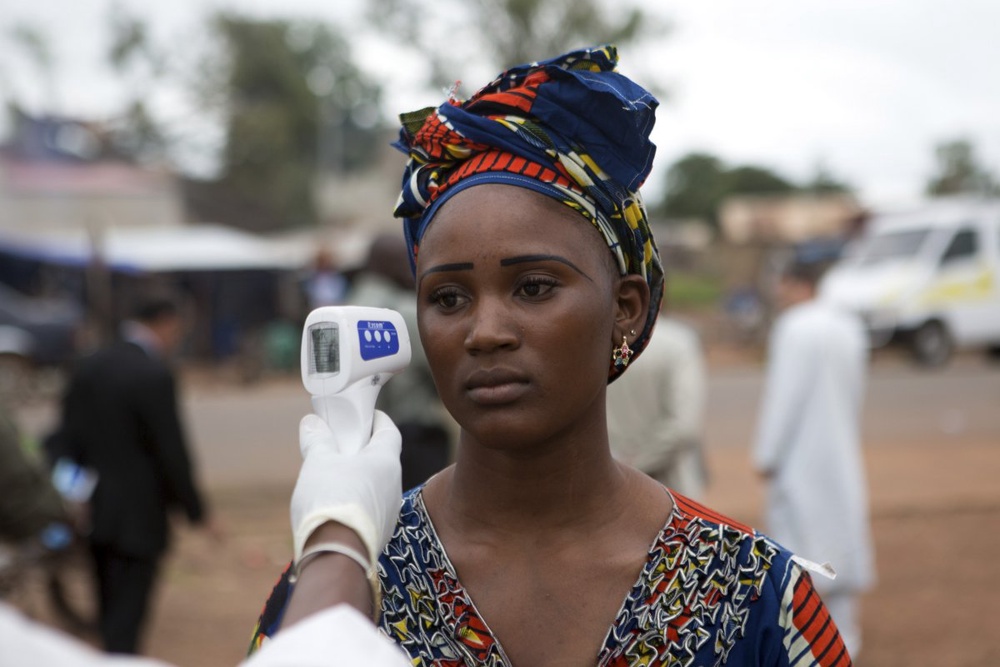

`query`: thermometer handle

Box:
[311,381,381,455]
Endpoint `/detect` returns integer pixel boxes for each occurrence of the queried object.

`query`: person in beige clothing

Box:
[606,314,708,499]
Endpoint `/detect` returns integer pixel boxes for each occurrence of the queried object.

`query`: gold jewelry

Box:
[612,336,633,371]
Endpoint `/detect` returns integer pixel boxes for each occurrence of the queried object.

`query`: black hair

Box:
[781,260,830,287]
[131,293,180,324]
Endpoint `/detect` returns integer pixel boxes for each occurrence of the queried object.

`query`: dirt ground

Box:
[8,350,1000,666]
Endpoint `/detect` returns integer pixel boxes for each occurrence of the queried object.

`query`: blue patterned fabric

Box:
[248,489,852,666]
[374,488,852,666]
[392,45,664,380]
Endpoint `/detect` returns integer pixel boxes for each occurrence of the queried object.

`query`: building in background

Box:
[719,192,865,245]
[0,112,183,236]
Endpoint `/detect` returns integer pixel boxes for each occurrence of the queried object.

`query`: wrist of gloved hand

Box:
[290,411,402,566]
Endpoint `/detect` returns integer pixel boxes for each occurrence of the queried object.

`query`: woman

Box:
[252,46,851,666]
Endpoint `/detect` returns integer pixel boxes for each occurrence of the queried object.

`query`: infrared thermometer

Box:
[301,306,411,453]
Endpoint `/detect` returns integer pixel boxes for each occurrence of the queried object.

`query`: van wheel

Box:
[910,321,953,367]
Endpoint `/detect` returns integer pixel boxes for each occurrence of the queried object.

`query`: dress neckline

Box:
[409,485,680,666]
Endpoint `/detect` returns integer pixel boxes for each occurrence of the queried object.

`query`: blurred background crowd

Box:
[0,1,998,666]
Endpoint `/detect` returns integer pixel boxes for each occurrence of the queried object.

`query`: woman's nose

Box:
[464,297,520,353]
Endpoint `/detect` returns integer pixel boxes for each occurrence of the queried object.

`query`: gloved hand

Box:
[290,411,402,567]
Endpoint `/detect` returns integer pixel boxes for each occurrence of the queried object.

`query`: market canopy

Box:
[0,224,315,273]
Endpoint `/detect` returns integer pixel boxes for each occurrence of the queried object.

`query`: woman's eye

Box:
[517,277,557,298]
[429,287,464,309]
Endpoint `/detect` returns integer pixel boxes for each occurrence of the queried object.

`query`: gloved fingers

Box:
[299,413,336,457]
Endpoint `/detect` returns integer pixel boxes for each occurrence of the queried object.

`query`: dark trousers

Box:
[90,544,160,654]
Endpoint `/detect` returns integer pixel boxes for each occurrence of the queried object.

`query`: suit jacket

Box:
[57,341,204,557]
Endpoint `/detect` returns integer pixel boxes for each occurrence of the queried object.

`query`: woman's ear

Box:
[614,275,650,341]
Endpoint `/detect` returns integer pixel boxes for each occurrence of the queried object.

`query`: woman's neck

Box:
[430,427,632,539]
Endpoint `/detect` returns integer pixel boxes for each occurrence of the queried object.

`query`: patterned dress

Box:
[250,488,851,666]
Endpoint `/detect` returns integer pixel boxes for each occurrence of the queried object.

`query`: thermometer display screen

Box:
[309,323,340,374]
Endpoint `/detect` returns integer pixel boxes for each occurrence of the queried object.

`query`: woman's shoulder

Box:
[664,491,799,592]
[387,486,429,540]
[624,491,849,665]
[378,485,438,574]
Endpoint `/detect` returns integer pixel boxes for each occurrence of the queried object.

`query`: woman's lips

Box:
[465,369,530,405]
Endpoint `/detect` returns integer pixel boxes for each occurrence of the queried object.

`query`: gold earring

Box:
[612,336,633,371]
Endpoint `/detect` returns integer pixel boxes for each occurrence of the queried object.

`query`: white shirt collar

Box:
[121,320,162,357]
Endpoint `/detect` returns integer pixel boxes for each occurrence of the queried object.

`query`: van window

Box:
[940,228,978,265]
[853,229,930,266]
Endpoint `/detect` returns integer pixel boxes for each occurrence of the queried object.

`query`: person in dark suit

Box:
[52,293,219,654]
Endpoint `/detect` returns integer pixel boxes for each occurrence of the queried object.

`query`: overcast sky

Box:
[1,0,997,206]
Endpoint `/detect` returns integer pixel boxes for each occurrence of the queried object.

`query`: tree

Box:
[802,163,852,194]
[659,153,795,227]
[657,152,839,228]
[926,138,997,196]
[723,166,794,195]
[190,15,384,231]
[105,5,168,163]
[660,153,727,224]
[367,0,663,88]
[3,24,56,109]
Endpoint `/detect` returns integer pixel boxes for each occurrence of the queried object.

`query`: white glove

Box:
[291,411,402,566]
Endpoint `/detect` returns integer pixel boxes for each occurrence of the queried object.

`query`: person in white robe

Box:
[753,260,876,659]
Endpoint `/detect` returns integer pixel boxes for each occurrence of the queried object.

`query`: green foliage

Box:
[660,153,727,224]
[5,24,55,106]
[926,138,998,196]
[723,166,794,194]
[100,6,171,163]
[107,4,164,77]
[658,151,850,228]
[9,24,52,71]
[198,15,384,230]
[110,100,167,161]
[367,0,661,87]
[803,164,851,194]
[664,271,723,310]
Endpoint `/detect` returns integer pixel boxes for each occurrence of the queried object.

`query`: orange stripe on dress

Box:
[792,574,853,666]
[812,617,852,667]
[673,492,754,535]
[793,593,823,643]
[791,573,855,667]
[830,644,852,667]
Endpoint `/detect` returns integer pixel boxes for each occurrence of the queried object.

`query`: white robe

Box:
[0,602,409,667]
[753,299,875,593]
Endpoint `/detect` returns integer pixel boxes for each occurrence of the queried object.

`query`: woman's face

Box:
[415,184,623,451]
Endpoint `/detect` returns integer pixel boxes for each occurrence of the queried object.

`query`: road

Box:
[191,353,998,486]
[17,352,999,488]
[705,353,1000,452]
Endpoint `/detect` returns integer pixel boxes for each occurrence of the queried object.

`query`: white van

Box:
[820,198,1000,365]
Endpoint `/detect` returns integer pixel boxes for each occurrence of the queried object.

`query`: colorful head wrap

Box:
[392,45,664,380]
